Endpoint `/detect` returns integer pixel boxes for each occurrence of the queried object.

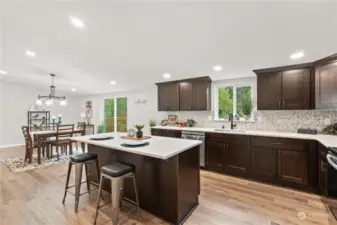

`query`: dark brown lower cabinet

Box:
[151,129,162,136]
[278,150,308,185]
[161,129,182,138]
[251,147,277,179]
[318,144,328,195]
[151,129,182,138]
[206,133,317,194]
[227,144,250,172]
[206,142,225,173]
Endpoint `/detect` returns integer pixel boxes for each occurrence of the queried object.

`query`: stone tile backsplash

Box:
[164,110,337,132]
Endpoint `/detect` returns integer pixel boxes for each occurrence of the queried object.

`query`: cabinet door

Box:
[278,150,308,185]
[151,129,162,136]
[282,69,311,110]
[206,142,226,172]
[167,83,180,111]
[193,81,209,110]
[158,85,169,111]
[318,145,328,195]
[257,72,282,110]
[315,61,337,109]
[226,145,250,172]
[161,129,181,138]
[251,147,277,178]
[179,81,193,111]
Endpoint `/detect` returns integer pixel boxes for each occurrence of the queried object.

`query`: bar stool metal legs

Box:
[62,153,100,212]
[93,171,141,225]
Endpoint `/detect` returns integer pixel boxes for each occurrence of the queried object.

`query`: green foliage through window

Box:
[104,98,128,132]
[217,86,252,119]
[218,87,233,119]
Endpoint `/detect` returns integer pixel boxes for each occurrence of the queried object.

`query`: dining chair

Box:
[48,124,75,159]
[74,122,86,151]
[21,126,47,164]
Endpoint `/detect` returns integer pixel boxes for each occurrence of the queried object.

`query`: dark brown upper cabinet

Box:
[156,76,211,111]
[254,64,313,110]
[314,54,337,109]
[256,72,282,110]
[157,82,180,111]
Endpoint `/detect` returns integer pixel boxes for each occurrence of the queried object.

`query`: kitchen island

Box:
[71,133,202,225]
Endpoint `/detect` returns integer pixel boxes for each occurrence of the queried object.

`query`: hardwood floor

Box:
[0,146,337,225]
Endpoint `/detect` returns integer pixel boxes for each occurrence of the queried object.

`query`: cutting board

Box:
[121,136,151,141]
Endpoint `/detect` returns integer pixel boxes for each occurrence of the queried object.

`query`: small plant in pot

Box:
[134,124,145,138]
[241,94,253,121]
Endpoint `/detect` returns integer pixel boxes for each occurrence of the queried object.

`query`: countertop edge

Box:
[71,136,202,160]
[151,126,337,148]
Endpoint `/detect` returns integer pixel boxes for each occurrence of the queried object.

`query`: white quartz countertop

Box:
[152,126,337,148]
[71,133,201,160]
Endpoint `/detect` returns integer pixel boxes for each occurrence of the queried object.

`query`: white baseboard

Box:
[0,143,24,149]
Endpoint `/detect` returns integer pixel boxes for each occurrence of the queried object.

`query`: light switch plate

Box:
[257,117,262,123]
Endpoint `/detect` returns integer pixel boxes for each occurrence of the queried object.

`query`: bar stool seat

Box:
[93,162,141,225]
[70,153,97,163]
[62,152,101,212]
[101,162,134,177]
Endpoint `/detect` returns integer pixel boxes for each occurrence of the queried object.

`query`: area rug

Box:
[2,149,83,173]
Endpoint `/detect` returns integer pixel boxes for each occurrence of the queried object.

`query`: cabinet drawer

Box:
[206,133,250,145]
[251,136,306,151]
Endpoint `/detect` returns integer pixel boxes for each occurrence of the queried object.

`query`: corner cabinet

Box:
[255,66,313,110]
[156,76,211,111]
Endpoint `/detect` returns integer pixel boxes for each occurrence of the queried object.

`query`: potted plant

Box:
[134,124,145,138]
[241,94,253,121]
[97,123,105,134]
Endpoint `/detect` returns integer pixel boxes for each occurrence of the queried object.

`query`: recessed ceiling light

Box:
[26,50,36,58]
[110,80,116,85]
[290,51,304,60]
[71,88,76,92]
[162,73,171,79]
[0,70,7,75]
[213,65,222,71]
[69,16,86,29]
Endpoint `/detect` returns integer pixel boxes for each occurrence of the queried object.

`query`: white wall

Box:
[0,80,82,146]
[80,84,166,134]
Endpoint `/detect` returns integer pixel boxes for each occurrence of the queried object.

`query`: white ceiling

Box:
[0,1,336,96]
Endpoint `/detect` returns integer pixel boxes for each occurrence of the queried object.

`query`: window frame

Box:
[214,84,254,121]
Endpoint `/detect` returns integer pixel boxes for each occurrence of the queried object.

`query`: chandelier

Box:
[36,74,67,106]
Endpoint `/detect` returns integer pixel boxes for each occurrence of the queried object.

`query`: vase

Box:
[243,115,250,121]
[136,131,143,138]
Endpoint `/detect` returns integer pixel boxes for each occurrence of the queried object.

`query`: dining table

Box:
[31,129,85,164]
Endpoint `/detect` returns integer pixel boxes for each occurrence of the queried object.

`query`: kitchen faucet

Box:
[229,113,236,130]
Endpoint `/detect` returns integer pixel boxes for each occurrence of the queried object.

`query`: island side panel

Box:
[86,144,180,224]
[178,145,200,224]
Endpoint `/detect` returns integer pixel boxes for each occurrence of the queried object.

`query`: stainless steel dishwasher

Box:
[181,131,205,168]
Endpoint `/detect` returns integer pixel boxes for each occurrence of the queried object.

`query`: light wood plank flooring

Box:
[0,146,337,225]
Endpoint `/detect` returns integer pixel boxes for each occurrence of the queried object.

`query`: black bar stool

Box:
[93,162,141,225]
[62,152,100,212]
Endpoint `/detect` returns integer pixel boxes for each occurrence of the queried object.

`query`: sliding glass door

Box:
[104,98,115,132]
[117,97,127,132]
[104,97,127,132]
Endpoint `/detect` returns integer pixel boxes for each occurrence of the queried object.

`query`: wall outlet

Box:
[257,117,262,123]
[324,118,331,125]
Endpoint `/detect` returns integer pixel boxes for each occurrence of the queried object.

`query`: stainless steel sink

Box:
[213,128,246,133]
